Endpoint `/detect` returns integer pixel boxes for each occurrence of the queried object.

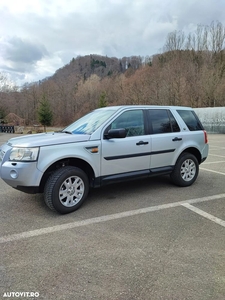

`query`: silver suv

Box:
[0,106,209,214]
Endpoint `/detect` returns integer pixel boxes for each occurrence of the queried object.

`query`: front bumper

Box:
[0,160,43,191]
[0,143,43,191]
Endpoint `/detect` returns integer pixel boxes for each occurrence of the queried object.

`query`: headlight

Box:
[9,147,39,161]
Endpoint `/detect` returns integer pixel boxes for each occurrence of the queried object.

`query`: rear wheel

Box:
[44,166,89,214]
[170,153,199,187]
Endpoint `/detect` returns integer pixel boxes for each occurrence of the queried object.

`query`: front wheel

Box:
[44,166,89,214]
[170,153,199,187]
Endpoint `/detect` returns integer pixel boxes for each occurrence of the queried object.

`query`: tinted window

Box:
[148,109,180,134]
[110,110,145,137]
[168,111,180,132]
[177,110,203,131]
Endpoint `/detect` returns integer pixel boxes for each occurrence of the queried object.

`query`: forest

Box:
[0,21,225,127]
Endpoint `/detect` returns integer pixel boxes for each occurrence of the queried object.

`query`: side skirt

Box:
[92,166,174,188]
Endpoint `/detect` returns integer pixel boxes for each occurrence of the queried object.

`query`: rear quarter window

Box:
[177,110,204,131]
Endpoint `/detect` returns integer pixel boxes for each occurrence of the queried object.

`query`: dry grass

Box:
[14,126,63,135]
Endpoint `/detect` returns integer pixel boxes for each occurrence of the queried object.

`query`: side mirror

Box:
[105,128,127,139]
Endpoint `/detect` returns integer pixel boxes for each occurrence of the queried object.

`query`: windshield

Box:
[63,108,117,134]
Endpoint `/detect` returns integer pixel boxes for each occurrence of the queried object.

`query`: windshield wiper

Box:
[60,130,72,134]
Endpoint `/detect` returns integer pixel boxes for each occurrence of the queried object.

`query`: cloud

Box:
[0,0,224,86]
[3,36,48,64]
[0,36,50,84]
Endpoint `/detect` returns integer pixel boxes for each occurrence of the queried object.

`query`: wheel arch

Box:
[39,158,95,193]
[177,147,201,164]
[170,150,200,187]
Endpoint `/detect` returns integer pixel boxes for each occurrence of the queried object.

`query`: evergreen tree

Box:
[0,107,6,120]
[98,91,107,107]
[38,94,53,132]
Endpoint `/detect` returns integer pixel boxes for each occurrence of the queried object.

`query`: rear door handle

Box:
[172,137,182,141]
[136,141,149,145]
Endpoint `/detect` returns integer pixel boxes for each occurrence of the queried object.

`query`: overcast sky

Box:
[0,0,224,86]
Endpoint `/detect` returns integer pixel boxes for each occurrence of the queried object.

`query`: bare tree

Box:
[209,21,225,52]
[164,30,185,52]
[0,72,17,92]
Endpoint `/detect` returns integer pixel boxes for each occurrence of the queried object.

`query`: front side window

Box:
[148,109,180,134]
[177,110,203,131]
[110,110,145,137]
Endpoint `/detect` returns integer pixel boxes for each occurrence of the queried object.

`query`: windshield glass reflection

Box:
[63,108,117,134]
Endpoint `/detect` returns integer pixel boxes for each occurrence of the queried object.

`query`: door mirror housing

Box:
[105,128,127,139]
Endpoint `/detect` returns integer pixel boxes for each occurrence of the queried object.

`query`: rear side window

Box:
[148,109,180,134]
[177,110,204,131]
[168,111,180,132]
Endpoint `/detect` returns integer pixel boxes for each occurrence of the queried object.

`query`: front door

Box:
[101,109,151,181]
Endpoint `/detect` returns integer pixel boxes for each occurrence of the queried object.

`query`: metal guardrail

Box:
[0,126,15,133]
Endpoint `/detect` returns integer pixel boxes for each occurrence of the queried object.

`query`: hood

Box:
[7,132,91,147]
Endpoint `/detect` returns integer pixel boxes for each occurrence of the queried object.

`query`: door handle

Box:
[172,137,182,141]
[136,141,149,145]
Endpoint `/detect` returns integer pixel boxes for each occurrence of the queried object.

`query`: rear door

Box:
[147,109,182,169]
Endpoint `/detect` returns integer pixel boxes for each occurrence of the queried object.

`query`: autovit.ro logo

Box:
[3,291,39,298]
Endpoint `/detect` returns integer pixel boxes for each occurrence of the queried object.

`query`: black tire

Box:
[170,152,199,187]
[44,166,89,214]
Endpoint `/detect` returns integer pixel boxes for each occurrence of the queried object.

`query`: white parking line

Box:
[0,194,224,244]
[209,146,225,150]
[200,168,225,176]
[203,161,225,164]
[209,154,225,158]
[182,203,225,227]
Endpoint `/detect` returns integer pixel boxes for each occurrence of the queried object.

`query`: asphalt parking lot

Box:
[0,133,224,300]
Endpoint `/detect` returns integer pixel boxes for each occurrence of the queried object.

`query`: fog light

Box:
[10,170,18,179]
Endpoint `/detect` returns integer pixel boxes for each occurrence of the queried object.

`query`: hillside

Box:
[49,54,144,84]
[0,21,224,127]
